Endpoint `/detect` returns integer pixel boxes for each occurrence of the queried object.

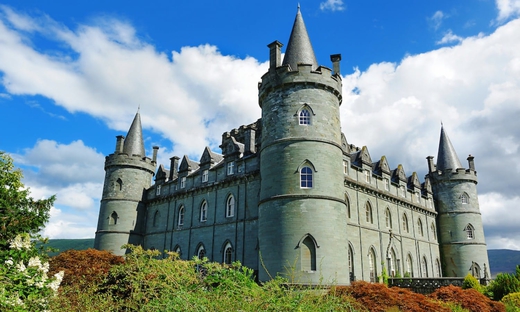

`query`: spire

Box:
[123,111,146,157]
[282,6,318,70]
[436,125,463,171]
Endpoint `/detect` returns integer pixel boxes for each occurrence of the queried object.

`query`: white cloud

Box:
[320,0,345,12]
[436,30,463,45]
[496,0,520,22]
[41,206,97,239]
[429,10,445,30]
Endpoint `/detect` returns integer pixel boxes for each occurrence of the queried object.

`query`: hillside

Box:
[44,239,520,276]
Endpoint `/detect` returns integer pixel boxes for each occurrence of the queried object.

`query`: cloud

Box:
[436,30,463,45]
[428,10,446,30]
[495,0,520,22]
[320,0,345,12]
[0,7,267,157]
[342,18,520,249]
[40,206,98,239]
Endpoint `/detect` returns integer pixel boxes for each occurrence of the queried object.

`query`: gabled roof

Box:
[436,125,463,171]
[179,155,199,173]
[392,164,407,183]
[200,146,223,166]
[123,111,145,157]
[373,156,391,175]
[341,133,351,154]
[408,172,421,188]
[282,6,318,71]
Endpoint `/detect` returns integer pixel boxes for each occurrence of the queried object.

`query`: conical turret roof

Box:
[282,6,318,70]
[436,125,462,171]
[123,110,146,157]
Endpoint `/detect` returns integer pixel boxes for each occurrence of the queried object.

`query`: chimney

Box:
[426,156,436,173]
[152,146,159,164]
[330,54,342,76]
[115,135,125,153]
[169,156,180,180]
[244,128,256,155]
[467,155,475,171]
[268,41,283,70]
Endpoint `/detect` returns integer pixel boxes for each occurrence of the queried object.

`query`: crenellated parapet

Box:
[104,152,156,173]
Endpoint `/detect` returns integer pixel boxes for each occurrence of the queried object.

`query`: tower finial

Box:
[282,5,318,70]
[298,3,300,11]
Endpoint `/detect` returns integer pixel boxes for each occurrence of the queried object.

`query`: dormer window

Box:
[227,162,235,175]
[299,109,311,125]
[202,170,208,183]
[364,170,371,183]
[384,178,390,191]
[400,185,406,198]
[180,177,186,189]
[156,185,161,196]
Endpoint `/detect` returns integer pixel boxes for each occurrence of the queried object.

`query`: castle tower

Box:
[427,126,490,278]
[94,111,157,256]
[257,7,349,284]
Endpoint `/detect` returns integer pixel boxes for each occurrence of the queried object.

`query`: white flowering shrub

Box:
[0,233,64,311]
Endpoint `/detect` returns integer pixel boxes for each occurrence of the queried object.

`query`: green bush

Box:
[488,266,520,301]
[501,292,520,312]
[462,273,483,294]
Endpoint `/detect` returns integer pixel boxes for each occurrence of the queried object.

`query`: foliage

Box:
[0,233,64,311]
[0,152,55,250]
[49,248,124,289]
[380,261,389,285]
[330,281,451,312]
[430,285,505,312]
[487,266,520,301]
[462,273,483,294]
[501,292,520,312]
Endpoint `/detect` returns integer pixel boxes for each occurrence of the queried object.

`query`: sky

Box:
[1,0,520,250]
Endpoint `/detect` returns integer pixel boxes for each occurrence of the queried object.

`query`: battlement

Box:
[427,168,478,183]
[105,152,156,173]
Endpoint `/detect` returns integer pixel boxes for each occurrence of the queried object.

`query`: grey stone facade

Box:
[94,8,490,285]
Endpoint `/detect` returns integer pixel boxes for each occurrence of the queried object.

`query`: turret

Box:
[427,126,490,279]
[94,111,156,256]
[257,7,349,284]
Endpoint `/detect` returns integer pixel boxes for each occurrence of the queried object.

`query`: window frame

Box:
[227,162,235,175]
[178,206,185,226]
[180,176,186,189]
[299,109,311,125]
[200,201,208,222]
[202,169,209,183]
[226,195,235,218]
[300,166,313,189]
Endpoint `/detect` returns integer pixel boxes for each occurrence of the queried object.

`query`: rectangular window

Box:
[365,170,371,183]
[384,178,389,191]
[400,185,406,198]
[227,162,234,175]
[180,177,186,189]
[343,160,348,174]
[202,170,208,182]
[156,185,161,196]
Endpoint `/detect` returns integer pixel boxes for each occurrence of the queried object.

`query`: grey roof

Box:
[436,126,463,171]
[123,111,146,157]
[282,7,318,71]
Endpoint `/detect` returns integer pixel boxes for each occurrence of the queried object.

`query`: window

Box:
[464,224,475,239]
[200,201,208,222]
[389,248,397,277]
[223,243,233,265]
[400,185,406,198]
[227,162,235,175]
[299,109,311,125]
[406,254,413,277]
[435,259,441,277]
[348,245,354,282]
[109,211,118,225]
[385,208,392,228]
[226,195,235,218]
[343,160,349,174]
[180,177,186,189]
[461,193,469,204]
[368,248,377,282]
[178,206,185,226]
[364,170,371,183]
[202,170,208,183]
[174,246,182,257]
[422,257,428,277]
[346,195,351,219]
[416,192,420,203]
[301,236,316,271]
[365,202,373,224]
[402,214,409,233]
[153,210,160,227]
[384,178,389,191]
[156,185,161,196]
[300,167,313,188]
[431,223,437,240]
[197,245,206,259]
[116,178,123,191]
[417,218,424,236]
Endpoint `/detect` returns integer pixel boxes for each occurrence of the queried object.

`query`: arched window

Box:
[406,254,413,277]
[471,262,481,278]
[421,257,428,277]
[109,211,118,225]
[417,218,424,236]
[116,178,123,191]
[300,235,317,272]
[348,244,355,281]
[200,201,208,222]
[435,258,441,277]
[346,195,351,219]
[153,210,160,227]
[389,248,397,277]
[402,213,409,233]
[178,206,185,226]
[385,208,392,228]
[368,248,377,282]
[365,202,373,224]
[226,195,235,218]
[299,109,311,125]
[197,245,206,259]
[461,193,469,204]
[464,224,475,239]
[300,167,313,188]
[223,242,233,265]
[174,246,182,258]
[431,223,437,240]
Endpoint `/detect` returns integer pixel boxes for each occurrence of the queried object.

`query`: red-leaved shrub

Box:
[430,285,505,312]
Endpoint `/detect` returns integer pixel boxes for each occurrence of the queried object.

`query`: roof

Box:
[123,111,145,157]
[436,126,463,171]
[282,6,318,71]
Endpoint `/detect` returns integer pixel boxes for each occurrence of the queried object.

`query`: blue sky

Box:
[1,0,520,250]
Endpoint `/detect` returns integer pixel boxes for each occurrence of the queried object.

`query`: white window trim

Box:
[202,169,208,183]
[180,177,186,189]
[227,162,235,175]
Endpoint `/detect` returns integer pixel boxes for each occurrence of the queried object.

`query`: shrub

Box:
[501,292,520,312]
[488,266,520,301]
[430,285,505,312]
[462,273,483,294]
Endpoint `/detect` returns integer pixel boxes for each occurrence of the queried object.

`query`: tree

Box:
[0,151,55,249]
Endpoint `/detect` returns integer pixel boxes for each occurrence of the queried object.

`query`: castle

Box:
[94,8,490,285]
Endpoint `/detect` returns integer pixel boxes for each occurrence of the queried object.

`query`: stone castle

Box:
[94,8,490,285]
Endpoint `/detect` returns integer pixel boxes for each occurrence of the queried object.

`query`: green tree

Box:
[0,151,55,249]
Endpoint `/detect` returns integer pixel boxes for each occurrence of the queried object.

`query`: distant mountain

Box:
[42,240,519,277]
[488,249,520,277]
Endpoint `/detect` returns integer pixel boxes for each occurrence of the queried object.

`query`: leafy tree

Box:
[0,151,55,249]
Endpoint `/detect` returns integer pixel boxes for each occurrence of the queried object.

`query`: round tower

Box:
[94,111,157,256]
[257,8,349,284]
[427,126,490,278]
